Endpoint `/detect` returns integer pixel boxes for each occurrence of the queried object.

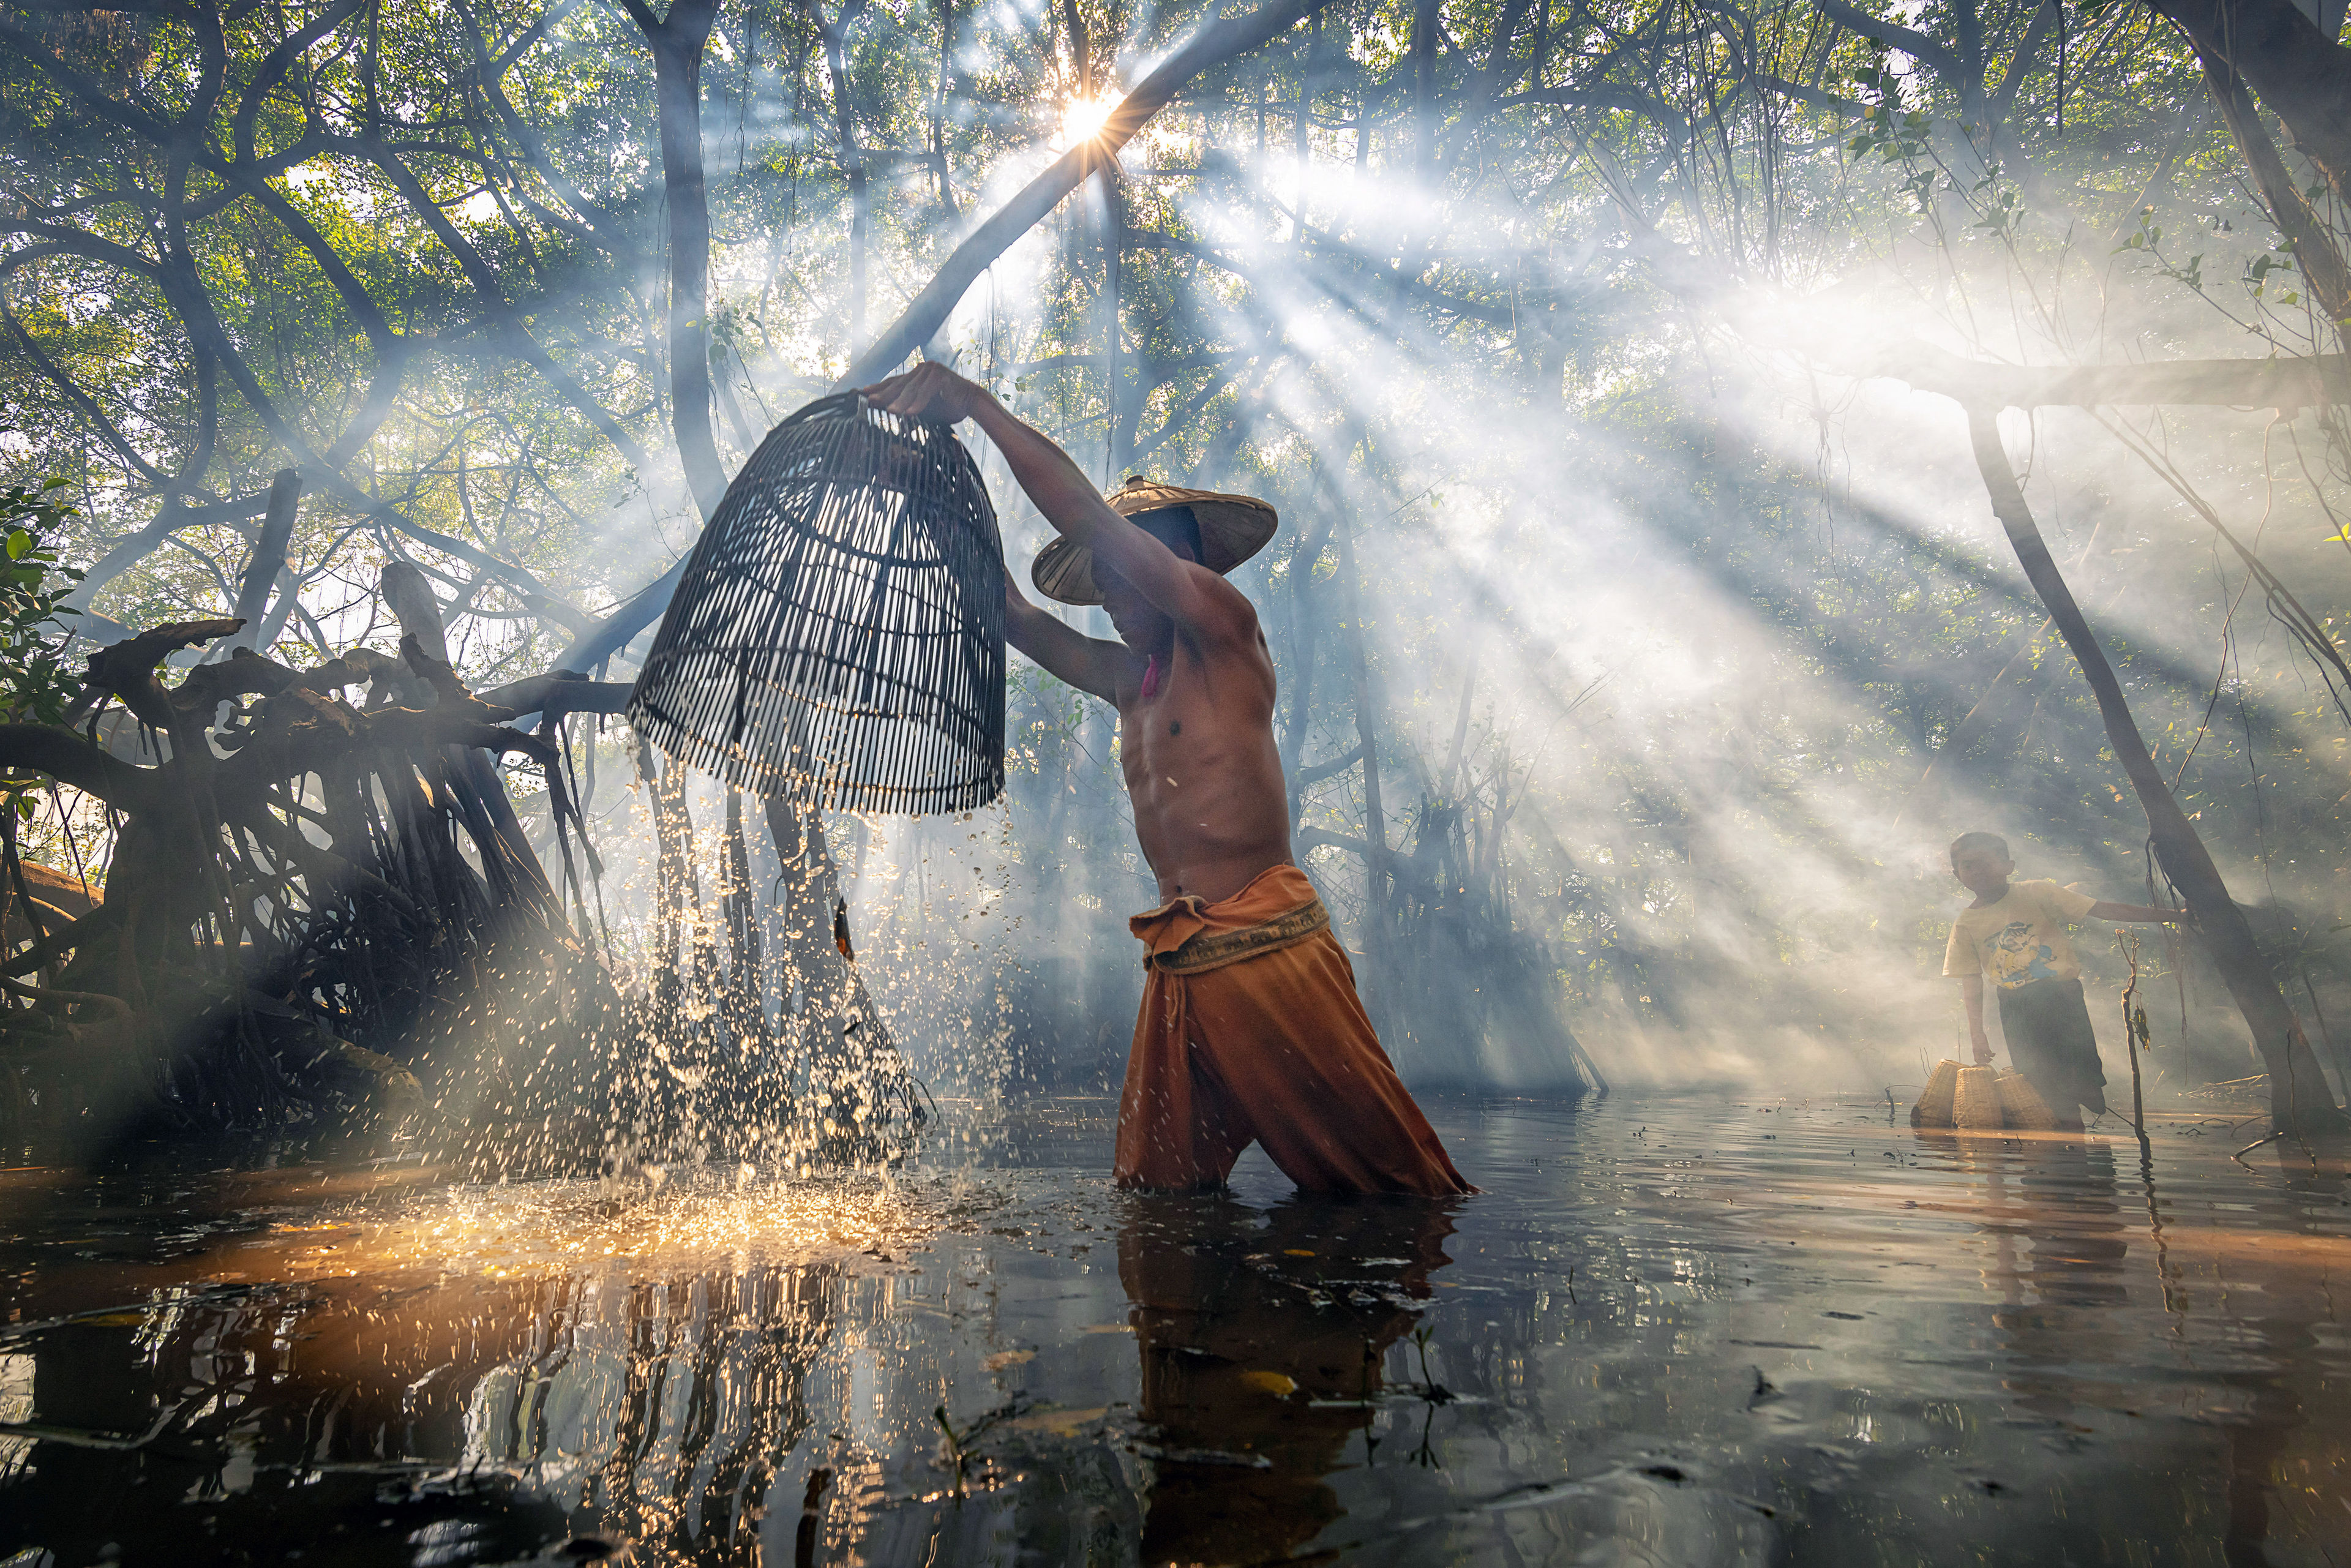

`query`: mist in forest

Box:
[7,0,2349,1127]
[553,82,2351,1109]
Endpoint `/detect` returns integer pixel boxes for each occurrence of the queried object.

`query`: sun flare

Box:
[1059,92,1117,148]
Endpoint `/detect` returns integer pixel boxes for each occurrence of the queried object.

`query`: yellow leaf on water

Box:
[1282,1248,1316,1257]
[1001,1406,1106,1437]
[1240,1370,1297,1397]
[983,1349,1035,1371]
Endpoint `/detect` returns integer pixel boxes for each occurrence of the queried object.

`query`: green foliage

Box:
[1845,69,1931,166]
[2245,249,2298,304]
[0,478,85,732]
[1,0,2346,1051]
[0,476,86,823]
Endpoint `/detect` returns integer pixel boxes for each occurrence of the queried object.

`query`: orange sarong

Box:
[1114,864,1474,1196]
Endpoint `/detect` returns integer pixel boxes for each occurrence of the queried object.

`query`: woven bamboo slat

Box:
[1995,1070,2061,1130]
[1953,1065,2003,1128]
[627,393,1007,814]
[1912,1059,1962,1128]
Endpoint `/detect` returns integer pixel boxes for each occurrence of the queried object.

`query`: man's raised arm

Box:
[1000,565,1124,702]
[864,365,1245,639]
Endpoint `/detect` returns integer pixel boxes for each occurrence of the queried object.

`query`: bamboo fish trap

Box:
[627,393,1007,814]
[1912,1059,2062,1131]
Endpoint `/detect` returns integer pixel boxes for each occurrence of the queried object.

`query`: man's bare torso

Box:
[1114,624,1293,907]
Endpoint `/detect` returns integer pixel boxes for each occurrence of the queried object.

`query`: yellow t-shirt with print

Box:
[1941,879,2099,990]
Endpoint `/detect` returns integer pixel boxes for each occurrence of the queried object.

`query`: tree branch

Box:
[549,0,1346,677]
[1869,344,2351,410]
[840,0,1341,389]
[0,725,163,814]
[1809,0,1967,85]
[1295,743,1365,787]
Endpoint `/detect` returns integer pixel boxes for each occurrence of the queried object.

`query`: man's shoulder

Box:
[1181,576,1272,667]
[1183,563,1262,634]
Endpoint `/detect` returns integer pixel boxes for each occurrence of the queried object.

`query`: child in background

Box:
[1943,831,2188,1131]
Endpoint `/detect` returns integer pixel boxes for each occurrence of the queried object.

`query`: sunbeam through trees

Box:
[2,0,2350,1138]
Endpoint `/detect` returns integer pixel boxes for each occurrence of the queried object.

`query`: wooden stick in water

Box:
[2119,929,2149,1139]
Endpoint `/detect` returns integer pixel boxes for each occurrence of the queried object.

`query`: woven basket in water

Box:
[1995,1070,2061,1130]
[1953,1065,2004,1129]
[1912,1059,1963,1128]
[628,394,1005,813]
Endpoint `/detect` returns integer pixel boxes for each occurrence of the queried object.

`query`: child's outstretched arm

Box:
[2087,900,2189,923]
[1958,974,1992,1065]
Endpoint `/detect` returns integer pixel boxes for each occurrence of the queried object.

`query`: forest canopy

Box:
[2,0,2350,1139]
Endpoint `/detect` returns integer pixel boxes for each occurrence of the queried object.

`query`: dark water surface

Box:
[1,1093,2346,1566]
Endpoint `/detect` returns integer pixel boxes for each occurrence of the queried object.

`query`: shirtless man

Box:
[864,363,1470,1196]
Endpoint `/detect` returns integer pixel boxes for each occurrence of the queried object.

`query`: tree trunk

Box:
[2195,40,2351,351]
[380,563,555,911]
[1337,522,1389,915]
[718,786,768,1086]
[625,0,727,519]
[723,787,763,994]
[1411,0,1439,180]
[762,793,889,1048]
[1281,508,1337,824]
[1060,0,1090,95]
[1102,168,1130,479]
[933,0,961,217]
[639,740,701,984]
[1444,643,1479,796]
[819,6,870,356]
[1966,408,2342,1135]
[1475,0,1536,111]
[1294,9,1318,246]
[227,468,301,654]
[2146,0,2351,203]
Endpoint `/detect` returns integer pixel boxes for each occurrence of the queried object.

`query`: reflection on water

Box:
[1120,1195,1456,1562]
[1,1097,2347,1565]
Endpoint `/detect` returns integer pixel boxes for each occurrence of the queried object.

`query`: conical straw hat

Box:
[1953,1065,2004,1130]
[1912,1059,1963,1128]
[1030,477,1278,606]
[1995,1070,2061,1131]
